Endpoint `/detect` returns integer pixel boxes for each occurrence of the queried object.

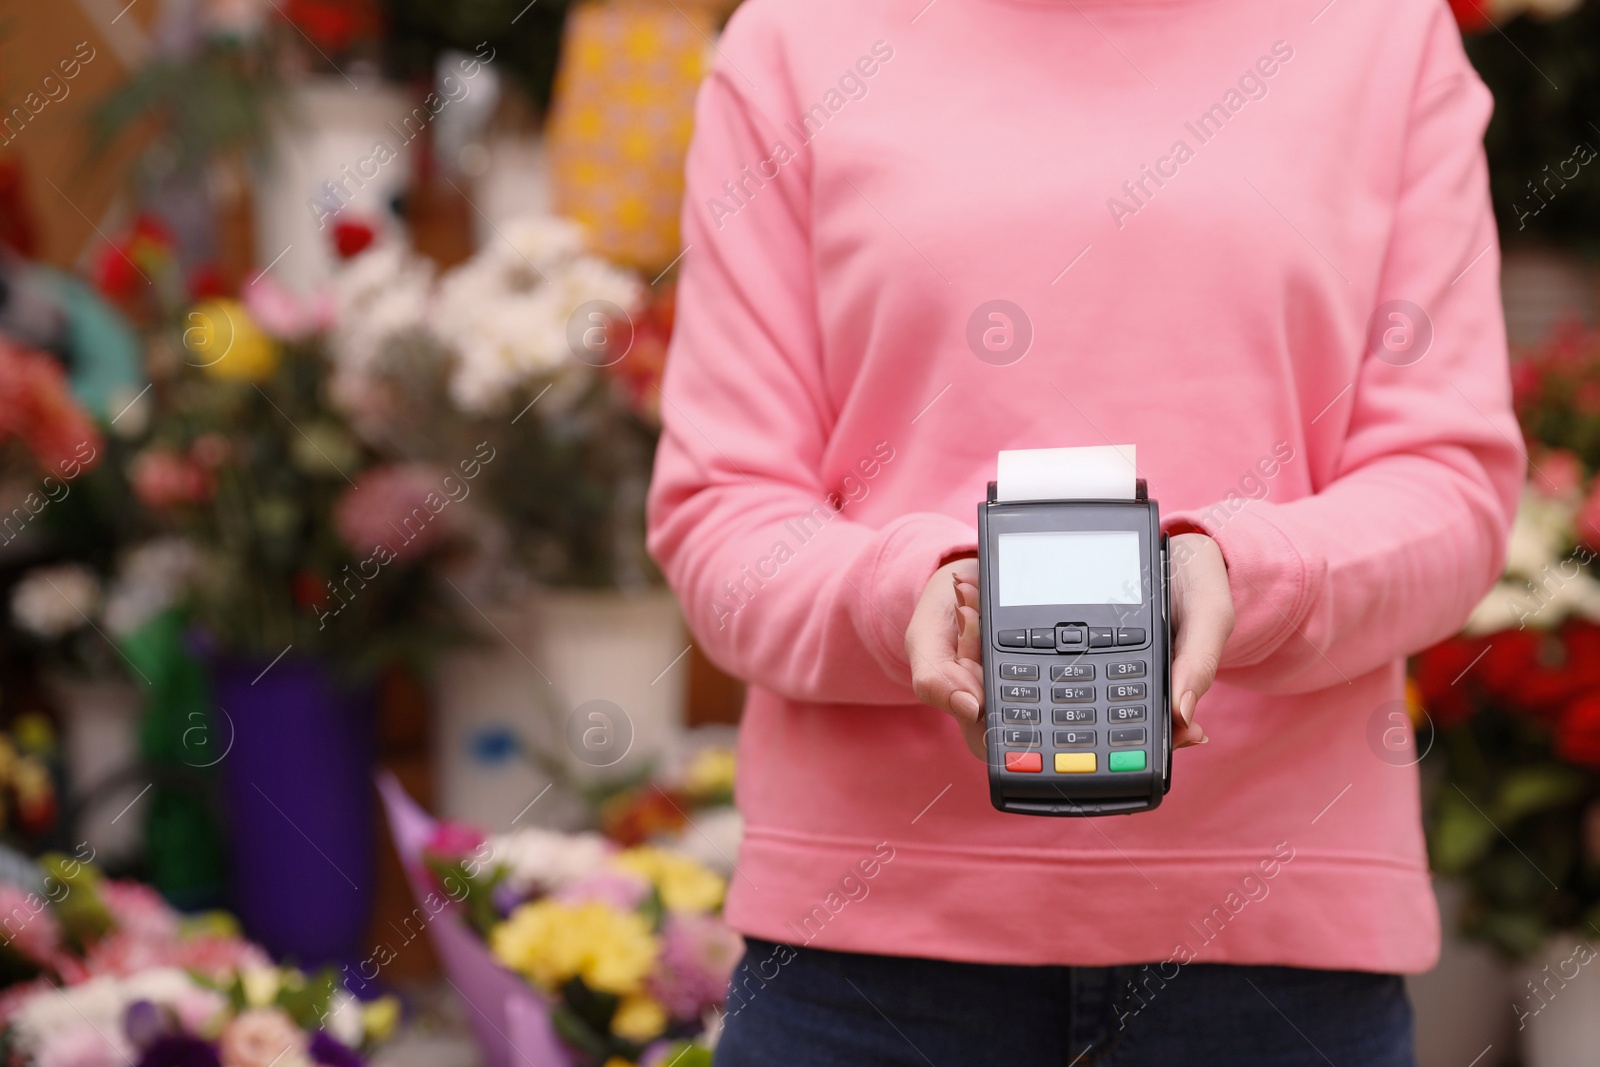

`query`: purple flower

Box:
[124,1000,167,1050]
[310,1031,365,1067]
[552,872,651,912]
[648,913,745,1021]
[136,1036,222,1067]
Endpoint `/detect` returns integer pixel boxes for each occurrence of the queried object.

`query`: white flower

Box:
[1504,490,1577,580]
[658,806,744,877]
[11,564,100,639]
[430,214,643,413]
[104,538,200,636]
[10,968,200,1053]
[327,243,435,409]
[1465,580,1543,635]
[323,991,365,1049]
[484,827,613,895]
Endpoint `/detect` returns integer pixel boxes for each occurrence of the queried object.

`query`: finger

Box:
[961,717,987,760]
[1170,546,1234,739]
[907,613,983,725]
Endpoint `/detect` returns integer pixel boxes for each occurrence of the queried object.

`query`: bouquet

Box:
[0,852,398,1066]
[321,215,664,590]
[421,818,741,1067]
[1414,321,1600,958]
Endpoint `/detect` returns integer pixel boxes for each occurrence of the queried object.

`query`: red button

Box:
[1004,751,1042,773]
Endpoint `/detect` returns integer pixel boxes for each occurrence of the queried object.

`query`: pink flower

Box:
[1532,449,1585,499]
[0,884,62,963]
[101,882,180,942]
[425,820,486,860]
[171,987,229,1036]
[219,1008,306,1067]
[647,913,744,1021]
[131,448,212,509]
[35,1025,124,1067]
[333,463,454,562]
[553,872,651,912]
[242,274,334,341]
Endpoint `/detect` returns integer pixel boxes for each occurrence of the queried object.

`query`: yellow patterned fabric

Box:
[546,0,713,272]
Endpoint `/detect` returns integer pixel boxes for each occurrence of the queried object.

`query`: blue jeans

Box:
[715,939,1415,1067]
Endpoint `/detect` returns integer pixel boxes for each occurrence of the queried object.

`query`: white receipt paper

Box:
[996,445,1138,502]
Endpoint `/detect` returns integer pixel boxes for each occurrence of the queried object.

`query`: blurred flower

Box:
[288,423,359,479]
[553,872,652,912]
[35,1025,126,1067]
[611,993,667,1043]
[326,244,433,421]
[1558,692,1600,767]
[331,218,377,260]
[430,214,642,414]
[0,337,102,473]
[681,748,735,800]
[218,1009,307,1067]
[200,0,270,40]
[490,899,658,995]
[0,883,62,963]
[648,913,742,1022]
[360,996,399,1043]
[487,828,613,896]
[424,820,485,861]
[612,847,724,914]
[239,968,280,1008]
[1532,448,1585,499]
[93,215,173,302]
[184,300,278,383]
[657,807,743,879]
[242,275,334,342]
[105,539,200,637]
[601,787,689,847]
[333,463,454,562]
[131,449,213,509]
[12,564,101,638]
[169,988,228,1038]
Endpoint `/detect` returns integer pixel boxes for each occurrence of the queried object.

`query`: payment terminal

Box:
[978,448,1171,816]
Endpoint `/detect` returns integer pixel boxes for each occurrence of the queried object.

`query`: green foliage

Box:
[88,41,284,175]
[1425,706,1600,959]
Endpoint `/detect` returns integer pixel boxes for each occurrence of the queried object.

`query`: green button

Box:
[1109,750,1146,772]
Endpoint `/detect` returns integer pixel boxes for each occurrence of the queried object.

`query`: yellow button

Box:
[1055,752,1097,774]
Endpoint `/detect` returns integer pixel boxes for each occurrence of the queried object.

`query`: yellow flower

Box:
[240,966,281,1007]
[601,1059,636,1067]
[362,996,401,1042]
[491,899,658,995]
[184,299,278,382]
[612,846,725,914]
[611,993,667,1043]
[682,748,735,799]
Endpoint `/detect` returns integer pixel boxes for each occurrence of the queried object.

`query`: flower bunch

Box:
[0,853,399,1066]
[599,748,739,865]
[0,962,397,1067]
[1413,326,1600,956]
[424,818,739,1067]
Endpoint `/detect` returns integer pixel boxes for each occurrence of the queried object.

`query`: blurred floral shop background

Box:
[0,0,1593,1064]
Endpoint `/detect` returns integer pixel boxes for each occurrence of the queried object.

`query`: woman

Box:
[647,0,1522,1061]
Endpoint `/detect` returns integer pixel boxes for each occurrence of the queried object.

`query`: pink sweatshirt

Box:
[647,0,1523,973]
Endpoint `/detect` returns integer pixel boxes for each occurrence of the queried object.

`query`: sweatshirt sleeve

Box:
[1168,12,1525,695]
[646,42,977,704]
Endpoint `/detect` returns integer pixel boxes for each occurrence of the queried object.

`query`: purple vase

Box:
[210,657,376,967]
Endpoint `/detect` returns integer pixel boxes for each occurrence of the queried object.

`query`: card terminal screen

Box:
[996,531,1142,607]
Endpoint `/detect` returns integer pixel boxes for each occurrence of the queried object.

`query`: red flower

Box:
[1558,693,1600,767]
[0,338,102,473]
[1412,637,1486,728]
[424,820,486,861]
[93,214,173,300]
[130,448,213,509]
[291,570,330,610]
[331,217,377,259]
[281,0,381,53]
[188,262,230,301]
[1446,0,1494,33]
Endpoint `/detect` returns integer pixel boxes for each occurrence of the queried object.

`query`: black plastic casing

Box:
[978,480,1172,816]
